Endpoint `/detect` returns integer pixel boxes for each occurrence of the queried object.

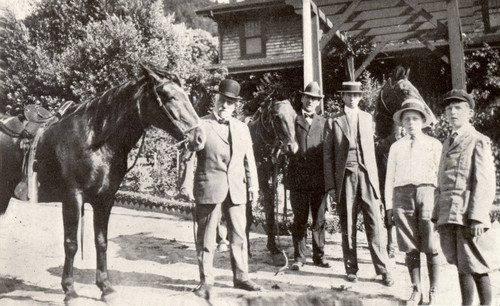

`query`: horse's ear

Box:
[388,77,393,88]
[140,63,162,83]
[405,68,411,79]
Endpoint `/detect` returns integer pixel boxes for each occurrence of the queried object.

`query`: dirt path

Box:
[1,199,498,305]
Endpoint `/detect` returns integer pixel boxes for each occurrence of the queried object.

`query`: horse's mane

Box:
[252,99,291,125]
[80,66,181,148]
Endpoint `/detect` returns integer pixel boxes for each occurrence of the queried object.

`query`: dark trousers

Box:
[290,190,326,263]
[339,166,388,275]
[195,195,248,285]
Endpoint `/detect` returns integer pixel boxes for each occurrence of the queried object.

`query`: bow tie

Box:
[217,118,229,125]
[304,112,314,119]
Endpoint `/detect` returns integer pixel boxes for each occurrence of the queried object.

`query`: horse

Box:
[247,99,298,263]
[374,66,436,256]
[0,64,206,302]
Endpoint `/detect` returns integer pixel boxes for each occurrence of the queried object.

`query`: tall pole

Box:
[447,0,466,89]
[302,0,313,88]
[312,10,323,113]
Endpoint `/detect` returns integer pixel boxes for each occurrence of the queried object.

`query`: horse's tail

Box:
[81,202,85,260]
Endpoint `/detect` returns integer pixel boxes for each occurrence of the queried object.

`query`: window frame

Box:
[239,19,266,59]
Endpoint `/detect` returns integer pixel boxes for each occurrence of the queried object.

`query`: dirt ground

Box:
[1,198,499,305]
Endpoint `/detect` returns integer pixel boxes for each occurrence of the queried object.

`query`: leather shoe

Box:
[407,286,423,305]
[346,273,358,283]
[290,261,304,271]
[193,283,211,300]
[313,259,331,268]
[428,287,438,305]
[234,279,262,291]
[382,273,394,287]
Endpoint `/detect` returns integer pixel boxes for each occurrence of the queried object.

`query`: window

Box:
[489,0,500,29]
[240,20,265,58]
[484,0,500,31]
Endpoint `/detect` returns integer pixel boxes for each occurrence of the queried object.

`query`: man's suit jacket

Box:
[323,110,381,203]
[432,125,496,228]
[284,113,325,192]
[180,113,258,205]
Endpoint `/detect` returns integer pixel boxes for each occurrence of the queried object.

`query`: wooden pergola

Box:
[291,0,500,90]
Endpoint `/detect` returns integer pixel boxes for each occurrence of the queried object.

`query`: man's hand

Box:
[470,220,485,237]
[385,209,394,227]
[248,190,258,206]
[176,188,194,202]
[327,189,336,201]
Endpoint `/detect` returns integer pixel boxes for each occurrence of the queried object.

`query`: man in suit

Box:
[323,81,393,286]
[179,79,262,299]
[284,81,329,271]
[432,89,496,306]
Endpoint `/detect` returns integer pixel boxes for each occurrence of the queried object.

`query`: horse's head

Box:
[376,66,435,139]
[260,99,298,154]
[140,65,206,152]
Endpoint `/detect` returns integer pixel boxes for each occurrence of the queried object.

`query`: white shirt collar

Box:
[452,123,472,137]
[344,106,359,117]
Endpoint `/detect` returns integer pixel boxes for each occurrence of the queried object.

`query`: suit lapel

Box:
[335,113,351,143]
[208,113,229,144]
[296,115,310,132]
[448,127,473,153]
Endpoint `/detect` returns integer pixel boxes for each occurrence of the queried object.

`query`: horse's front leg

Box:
[262,181,278,255]
[93,200,116,299]
[61,193,83,301]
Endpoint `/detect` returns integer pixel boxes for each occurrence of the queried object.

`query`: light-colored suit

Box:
[181,113,258,204]
[433,125,497,274]
[323,109,388,275]
[433,125,496,228]
[180,113,258,285]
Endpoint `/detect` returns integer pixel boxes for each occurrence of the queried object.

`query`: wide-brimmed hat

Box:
[300,81,324,98]
[217,79,242,101]
[338,81,364,93]
[393,98,432,128]
[443,89,474,109]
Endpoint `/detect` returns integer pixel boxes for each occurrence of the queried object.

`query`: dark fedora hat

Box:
[338,81,364,93]
[300,81,324,98]
[443,89,474,109]
[217,79,242,101]
[393,98,433,128]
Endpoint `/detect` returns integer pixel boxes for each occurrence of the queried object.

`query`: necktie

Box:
[217,118,229,125]
[449,132,458,146]
[304,112,314,119]
[410,135,416,148]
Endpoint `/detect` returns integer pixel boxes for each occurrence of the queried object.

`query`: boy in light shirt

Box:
[385,98,441,305]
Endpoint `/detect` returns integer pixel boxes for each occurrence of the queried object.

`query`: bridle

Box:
[152,81,201,136]
[128,79,201,173]
[257,100,293,150]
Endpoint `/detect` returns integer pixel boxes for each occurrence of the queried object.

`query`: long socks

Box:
[472,273,492,306]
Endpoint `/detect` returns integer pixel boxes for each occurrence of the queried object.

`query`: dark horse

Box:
[374,66,436,254]
[247,99,298,262]
[0,65,206,301]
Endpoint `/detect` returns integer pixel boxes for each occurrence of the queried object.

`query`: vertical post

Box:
[311,9,323,113]
[447,0,466,89]
[302,0,313,88]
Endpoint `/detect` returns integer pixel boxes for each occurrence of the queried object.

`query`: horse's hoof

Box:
[63,291,80,305]
[101,289,119,305]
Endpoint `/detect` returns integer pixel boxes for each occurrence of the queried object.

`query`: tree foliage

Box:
[1,0,219,196]
[1,0,218,115]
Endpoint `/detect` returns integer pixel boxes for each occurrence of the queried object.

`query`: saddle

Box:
[1,101,76,201]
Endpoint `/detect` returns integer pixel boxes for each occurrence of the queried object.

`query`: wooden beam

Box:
[320,0,361,50]
[447,0,466,89]
[402,0,447,32]
[310,0,333,29]
[416,37,449,64]
[303,0,314,86]
[311,11,323,113]
[354,39,388,79]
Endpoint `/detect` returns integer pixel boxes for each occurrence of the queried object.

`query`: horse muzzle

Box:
[186,126,206,152]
